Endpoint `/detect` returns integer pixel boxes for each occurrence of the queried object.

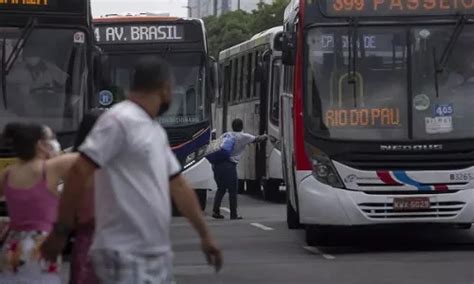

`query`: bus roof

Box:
[219,26,283,61]
[93,15,202,24]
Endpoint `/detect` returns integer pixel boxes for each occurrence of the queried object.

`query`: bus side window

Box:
[231,59,237,104]
[246,53,253,99]
[270,61,282,125]
[239,56,244,102]
[224,63,231,105]
[236,57,242,102]
[242,54,248,100]
[253,51,260,99]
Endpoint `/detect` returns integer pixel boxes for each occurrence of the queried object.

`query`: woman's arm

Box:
[46,153,79,194]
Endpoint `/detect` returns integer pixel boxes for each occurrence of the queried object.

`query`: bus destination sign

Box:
[95,24,185,44]
[323,0,474,16]
[0,0,55,10]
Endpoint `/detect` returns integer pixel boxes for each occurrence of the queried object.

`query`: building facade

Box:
[188,0,273,18]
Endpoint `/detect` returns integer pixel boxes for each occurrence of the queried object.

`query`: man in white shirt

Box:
[41,57,222,283]
[212,119,266,220]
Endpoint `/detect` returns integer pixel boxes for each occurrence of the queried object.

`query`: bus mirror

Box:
[208,57,218,103]
[93,53,102,88]
[282,32,296,66]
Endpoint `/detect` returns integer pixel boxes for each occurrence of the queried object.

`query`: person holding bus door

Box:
[212,119,267,220]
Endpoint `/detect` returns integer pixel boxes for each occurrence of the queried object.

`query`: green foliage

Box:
[203,0,290,58]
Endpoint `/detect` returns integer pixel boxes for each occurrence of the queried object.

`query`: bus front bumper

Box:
[182,158,216,191]
[298,175,474,226]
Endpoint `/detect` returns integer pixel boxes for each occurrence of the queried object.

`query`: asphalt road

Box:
[172,192,474,284]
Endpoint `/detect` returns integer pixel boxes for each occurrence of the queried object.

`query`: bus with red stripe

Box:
[280,0,474,245]
[93,15,218,210]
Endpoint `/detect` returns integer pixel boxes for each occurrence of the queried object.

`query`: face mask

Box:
[48,139,61,157]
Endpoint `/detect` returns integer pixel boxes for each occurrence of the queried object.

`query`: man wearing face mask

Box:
[41,57,223,283]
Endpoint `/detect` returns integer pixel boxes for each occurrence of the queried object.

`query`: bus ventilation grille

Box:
[358,201,465,219]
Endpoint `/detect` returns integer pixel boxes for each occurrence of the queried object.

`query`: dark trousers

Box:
[212,161,238,218]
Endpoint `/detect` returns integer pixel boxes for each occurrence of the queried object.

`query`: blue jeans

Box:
[212,161,238,218]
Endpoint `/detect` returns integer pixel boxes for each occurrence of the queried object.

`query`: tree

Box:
[203,0,290,58]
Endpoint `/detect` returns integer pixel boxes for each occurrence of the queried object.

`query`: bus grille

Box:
[358,201,465,219]
[337,151,474,171]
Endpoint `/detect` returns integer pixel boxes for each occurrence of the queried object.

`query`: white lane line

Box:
[220,207,231,213]
[250,223,274,231]
[303,246,336,260]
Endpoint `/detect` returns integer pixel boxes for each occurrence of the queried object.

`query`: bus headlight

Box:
[312,154,344,188]
[184,145,209,170]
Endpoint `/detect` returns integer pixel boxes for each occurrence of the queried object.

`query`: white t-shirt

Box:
[229,132,256,164]
[79,101,181,254]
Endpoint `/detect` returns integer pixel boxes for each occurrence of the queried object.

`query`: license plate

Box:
[0,158,16,171]
[393,197,431,211]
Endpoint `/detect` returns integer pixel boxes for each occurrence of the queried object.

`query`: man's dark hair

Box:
[131,56,172,93]
[232,119,243,132]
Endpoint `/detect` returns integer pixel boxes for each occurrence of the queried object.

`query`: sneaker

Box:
[212,213,225,219]
[230,216,243,220]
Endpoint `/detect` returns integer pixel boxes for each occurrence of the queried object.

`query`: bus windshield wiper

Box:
[5,17,37,75]
[433,15,466,98]
[347,18,358,107]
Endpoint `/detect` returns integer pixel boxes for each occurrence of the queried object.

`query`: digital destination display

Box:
[323,0,474,17]
[0,0,84,13]
[325,107,401,128]
[95,24,185,44]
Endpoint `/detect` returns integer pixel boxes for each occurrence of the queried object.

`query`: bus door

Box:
[222,61,231,133]
[255,50,272,182]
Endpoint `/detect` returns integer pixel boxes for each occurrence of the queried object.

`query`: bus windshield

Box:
[0,27,86,133]
[305,24,474,141]
[100,52,207,127]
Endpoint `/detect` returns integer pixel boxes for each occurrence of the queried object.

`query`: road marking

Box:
[220,207,231,213]
[303,246,336,260]
[250,223,274,231]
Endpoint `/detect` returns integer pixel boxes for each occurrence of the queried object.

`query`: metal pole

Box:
[238,0,241,10]
[213,0,218,16]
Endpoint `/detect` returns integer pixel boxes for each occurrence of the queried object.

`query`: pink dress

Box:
[0,163,61,283]
[70,183,98,284]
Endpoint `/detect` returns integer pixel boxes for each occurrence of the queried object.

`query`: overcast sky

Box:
[91,0,188,18]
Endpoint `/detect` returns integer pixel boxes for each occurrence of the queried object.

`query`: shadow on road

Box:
[306,225,474,255]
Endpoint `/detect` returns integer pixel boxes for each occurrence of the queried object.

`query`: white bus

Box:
[215,26,284,200]
[281,0,474,245]
[94,15,217,210]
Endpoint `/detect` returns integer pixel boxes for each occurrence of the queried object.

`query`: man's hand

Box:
[170,175,223,273]
[40,233,67,262]
[202,237,223,272]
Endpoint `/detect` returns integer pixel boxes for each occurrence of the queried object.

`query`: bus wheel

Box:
[305,225,330,246]
[246,180,260,195]
[287,201,301,229]
[195,189,208,211]
[262,179,281,201]
[238,179,246,194]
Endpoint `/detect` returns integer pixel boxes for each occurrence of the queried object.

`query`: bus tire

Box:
[305,225,330,246]
[246,180,260,195]
[238,179,246,194]
[263,179,281,201]
[195,189,208,211]
[287,201,301,229]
